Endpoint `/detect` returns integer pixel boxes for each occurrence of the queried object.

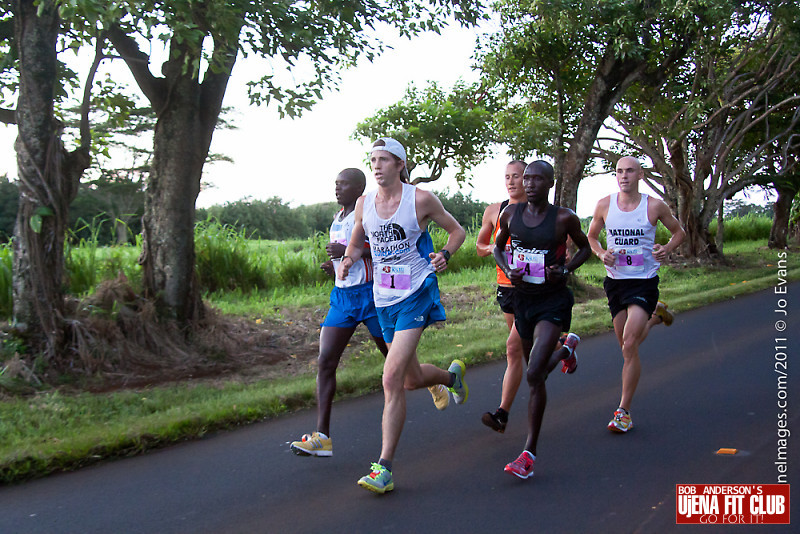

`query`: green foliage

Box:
[353,81,499,184]
[711,214,773,242]
[293,202,339,235]
[194,219,269,293]
[62,1,484,120]
[0,176,18,242]
[477,0,740,190]
[428,224,493,272]
[723,200,773,218]
[197,197,313,241]
[0,241,11,318]
[435,189,487,231]
[64,218,142,296]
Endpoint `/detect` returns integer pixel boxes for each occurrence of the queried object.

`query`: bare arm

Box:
[652,200,686,262]
[476,203,500,257]
[417,189,466,272]
[492,207,522,284]
[587,197,615,267]
[563,209,592,273]
[337,197,367,280]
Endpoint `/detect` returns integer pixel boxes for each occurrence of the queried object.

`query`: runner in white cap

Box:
[338,137,467,494]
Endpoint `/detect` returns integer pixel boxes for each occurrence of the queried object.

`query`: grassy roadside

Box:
[1,242,797,483]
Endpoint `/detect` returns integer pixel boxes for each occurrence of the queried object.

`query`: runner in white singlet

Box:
[337,137,467,494]
[588,156,686,433]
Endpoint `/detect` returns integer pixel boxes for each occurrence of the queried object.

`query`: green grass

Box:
[1,214,778,321]
[0,242,11,318]
[1,242,798,483]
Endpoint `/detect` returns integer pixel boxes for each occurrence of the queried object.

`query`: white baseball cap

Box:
[370,137,406,163]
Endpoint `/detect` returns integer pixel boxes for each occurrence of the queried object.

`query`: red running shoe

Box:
[560,333,580,374]
[504,451,535,479]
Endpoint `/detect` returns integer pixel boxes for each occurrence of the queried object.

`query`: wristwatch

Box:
[561,266,571,276]
[439,249,451,263]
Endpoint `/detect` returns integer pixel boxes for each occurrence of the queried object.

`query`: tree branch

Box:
[200,29,242,133]
[106,24,167,111]
[0,107,15,124]
[79,32,106,151]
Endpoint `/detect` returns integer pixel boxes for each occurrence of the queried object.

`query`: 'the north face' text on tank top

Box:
[604,193,659,279]
[330,209,371,288]
[508,203,567,295]
[362,183,435,307]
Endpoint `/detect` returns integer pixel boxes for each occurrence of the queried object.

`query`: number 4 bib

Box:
[515,251,545,284]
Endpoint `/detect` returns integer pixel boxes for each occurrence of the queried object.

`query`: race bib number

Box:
[376,264,412,295]
[330,226,348,246]
[614,246,644,273]
[515,252,545,284]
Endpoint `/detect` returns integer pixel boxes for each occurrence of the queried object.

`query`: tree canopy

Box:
[353,81,497,185]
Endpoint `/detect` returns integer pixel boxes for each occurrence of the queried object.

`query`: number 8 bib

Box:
[614,246,644,273]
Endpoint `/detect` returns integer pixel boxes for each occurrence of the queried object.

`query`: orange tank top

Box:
[494,200,512,286]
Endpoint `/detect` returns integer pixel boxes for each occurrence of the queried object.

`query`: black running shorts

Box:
[512,286,574,341]
[603,276,660,319]
[496,285,515,314]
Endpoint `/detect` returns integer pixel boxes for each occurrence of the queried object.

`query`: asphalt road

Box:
[1,283,798,533]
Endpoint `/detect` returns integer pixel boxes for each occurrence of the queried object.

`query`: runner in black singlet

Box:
[493,160,591,479]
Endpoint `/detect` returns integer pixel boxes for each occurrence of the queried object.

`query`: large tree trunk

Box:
[127,35,236,323]
[558,46,654,210]
[768,184,795,249]
[676,189,721,261]
[12,0,89,359]
[559,67,634,209]
[141,72,205,322]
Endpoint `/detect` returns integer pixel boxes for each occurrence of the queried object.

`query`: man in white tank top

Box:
[337,138,467,494]
[290,168,388,458]
[588,156,685,433]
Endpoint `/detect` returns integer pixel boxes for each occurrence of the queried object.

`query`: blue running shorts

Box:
[321,282,383,338]
[376,274,446,343]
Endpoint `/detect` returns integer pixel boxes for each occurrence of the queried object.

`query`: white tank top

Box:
[362,183,435,307]
[604,193,659,279]
[330,209,371,288]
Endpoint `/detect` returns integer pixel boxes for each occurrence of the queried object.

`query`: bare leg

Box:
[316,326,357,436]
[379,327,450,462]
[612,305,651,411]
[499,314,524,412]
[523,321,569,455]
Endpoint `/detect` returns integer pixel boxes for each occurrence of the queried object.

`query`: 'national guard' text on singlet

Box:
[604,193,659,279]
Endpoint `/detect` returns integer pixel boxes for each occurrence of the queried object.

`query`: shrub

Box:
[711,214,772,241]
[195,219,266,293]
[0,242,11,318]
